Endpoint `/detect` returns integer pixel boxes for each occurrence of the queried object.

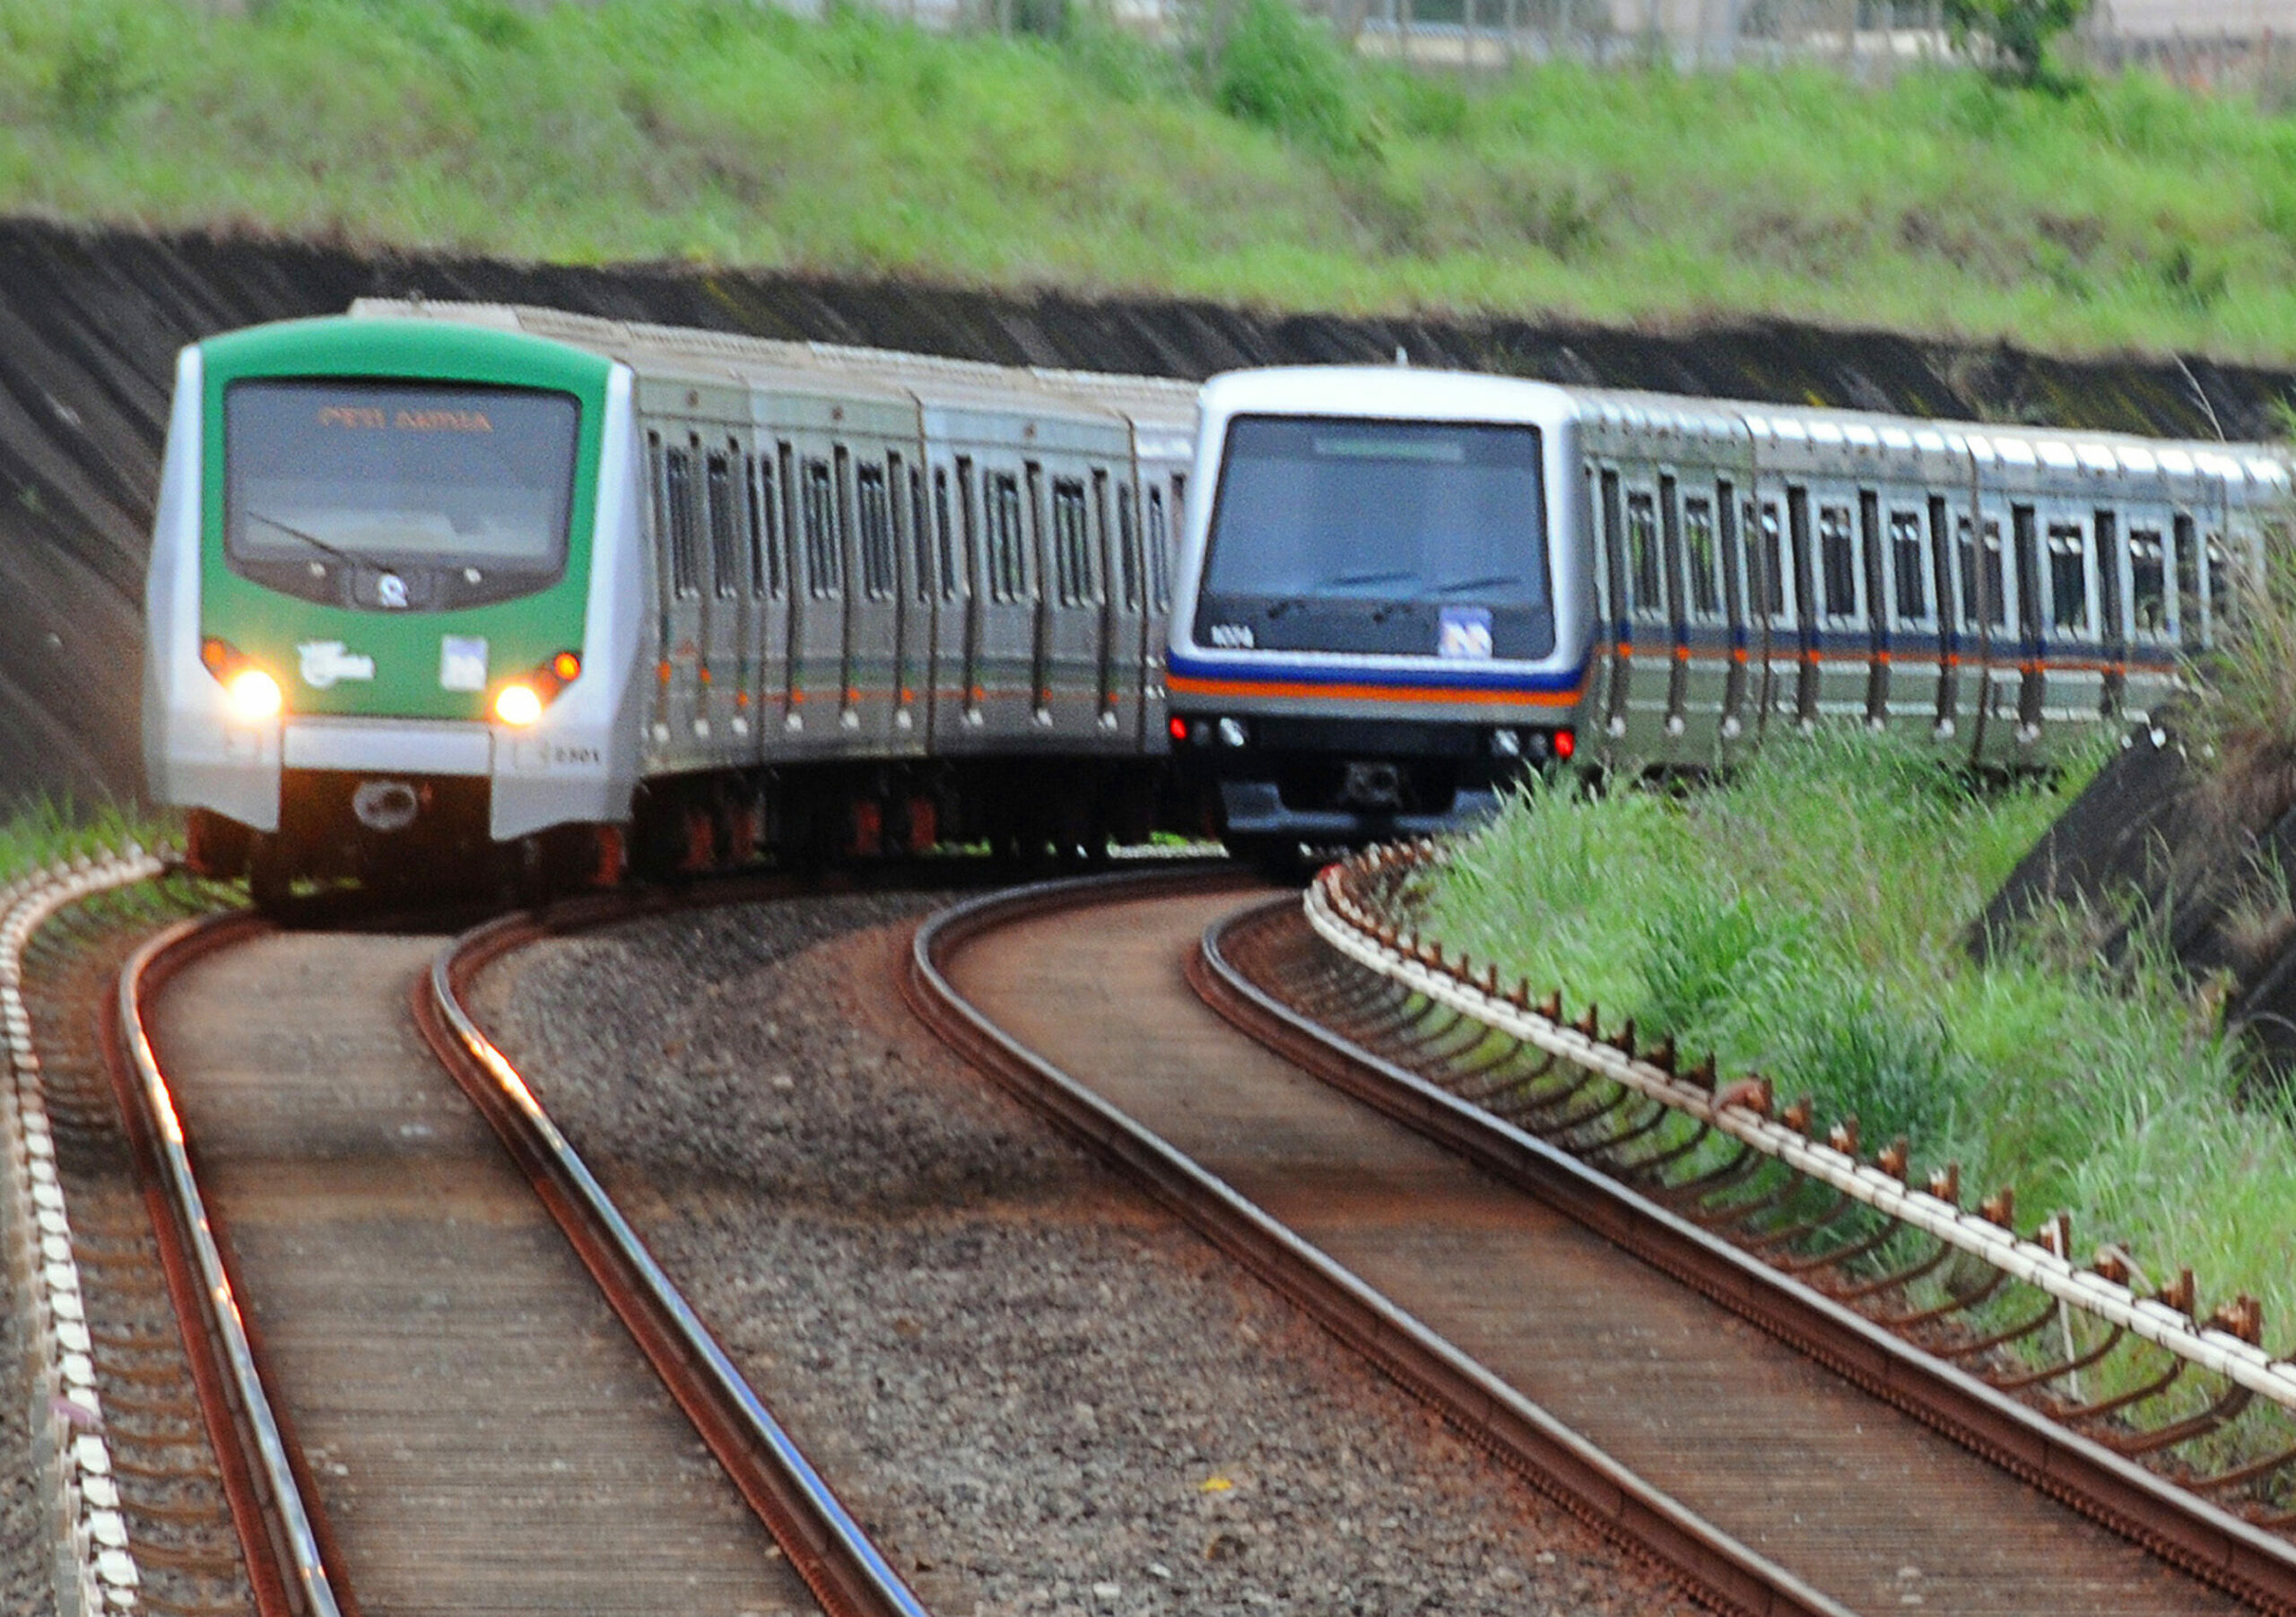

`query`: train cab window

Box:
[802,458,839,599]
[1147,486,1172,613]
[1050,478,1095,607]
[747,452,784,599]
[1117,484,1142,612]
[705,450,743,600]
[1956,516,2007,629]
[2128,527,2171,637]
[2045,521,2092,633]
[1889,510,1929,625]
[664,442,702,600]
[1624,491,1663,621]
[1682,496,1724,622]
[987,472,1029,604]
[1817,502,1858,623]
[856,464,896,601]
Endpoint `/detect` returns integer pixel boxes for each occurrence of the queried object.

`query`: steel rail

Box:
[1252,852,2296,1614]
[112,910,351,1617]
[1310,848,2296,1412]
[903,867,1855,1617]
[420,908,934,1617]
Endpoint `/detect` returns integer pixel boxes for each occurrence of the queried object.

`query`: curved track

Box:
[908,870,2266,1616]
[113,900,911,1615]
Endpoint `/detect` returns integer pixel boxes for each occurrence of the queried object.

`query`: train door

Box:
[1744,488,1797,739]
[1142,471,1181,749]
[1032,422,1135,749]
[644,420,708,770]
[2009,503,2046,744]
[2119,508,2179,725]
[1654,469,1692,764]
[2032,501,2105,741]
[2093,505,2126,721]
[897,451,935,747]
[1806,486,1871,725]
[1786,486,1821,728]
[782,429,844,756]
[840,435,907,752]
[921,448,977,755]
[1857,490,1890,729]
[1595,465,1629,750]
[1713,469,1756,766]
[1927,494,1961,738]
[1879,494,1946,735]
[1093,467,1144,751]
[1671,471,1732,765]
[1619,474,1671,758]
[742,432,791,759]
[972,445,1040,743]
[1953,491,2016,764]
[699,437,755,761]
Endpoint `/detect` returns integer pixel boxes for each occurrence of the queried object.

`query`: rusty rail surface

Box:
[112,909,352,1617]
[905,866,1856,1617]
[421,902,934,1617]
[1231,839,2296,1614]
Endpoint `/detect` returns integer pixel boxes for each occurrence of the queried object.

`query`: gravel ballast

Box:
[472,893,1692,1617]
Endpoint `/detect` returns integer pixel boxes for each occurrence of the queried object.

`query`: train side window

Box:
[856,464,895,601]
[1117,484,1142,612]
[802,458,839,599]
[747,452,784,599]
[1624,491,1663,621]
[2206,531,2234,637]
[2045,520,2091,633]
[1817,502,1858,623]
[2128,527,2170,636]
[1926,497,1953,627]
[1051,477,1094,607]
[1746,499,1792,623]
[1956,516,2006,629]
[1682,496,1723,622]
[909,465,934,603]
[934,467,960,601]
[1714,481,1745,624]
[664,443,702,601]
[2174,514,2201,640]
[988,472,1028,604]
[1148,485,1172,612]
[705,450,742,600]
[1889,509,1928,625]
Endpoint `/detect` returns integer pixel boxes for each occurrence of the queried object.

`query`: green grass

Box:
[1421,728,2296,1357]
[0,799,173,887]
[13,0,2296,360]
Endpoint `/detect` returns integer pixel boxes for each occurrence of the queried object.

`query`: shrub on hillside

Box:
[1206,0,1370,159]
[1944,0,2092,89]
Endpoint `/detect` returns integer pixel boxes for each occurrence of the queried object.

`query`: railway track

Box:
[4,852,932,1617]
[907,867,2274,1615]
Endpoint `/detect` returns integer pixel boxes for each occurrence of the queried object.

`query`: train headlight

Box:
[1490,727,1522,759]
[1216,717,1248,748]
[493,682,545,727]
[225,668,283,721]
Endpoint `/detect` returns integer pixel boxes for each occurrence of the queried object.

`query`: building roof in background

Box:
[2100,0,2296,36]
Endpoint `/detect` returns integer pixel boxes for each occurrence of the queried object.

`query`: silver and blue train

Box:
[1165,365,2288,854]
[141,304,2287,894]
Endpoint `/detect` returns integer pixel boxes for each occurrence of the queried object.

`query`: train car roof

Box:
[1568,385,2289,490]
[347,299,1197,432]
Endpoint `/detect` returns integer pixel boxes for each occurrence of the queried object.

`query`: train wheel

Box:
[247,834,293,914]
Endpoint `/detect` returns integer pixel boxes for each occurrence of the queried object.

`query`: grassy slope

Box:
[0,801,170,882]
[6,0,2296,361]
[1425,732,2296,1355]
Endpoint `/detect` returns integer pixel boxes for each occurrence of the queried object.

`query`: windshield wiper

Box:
[245,509,387,574]
[1325,569,1411,589]
[1430,573,1516,596]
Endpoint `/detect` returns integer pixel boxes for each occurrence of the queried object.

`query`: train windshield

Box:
[222,378,579,612]
[1195,415,1552,659]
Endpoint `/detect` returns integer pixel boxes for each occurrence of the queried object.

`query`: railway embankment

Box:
[7,214,2296,813]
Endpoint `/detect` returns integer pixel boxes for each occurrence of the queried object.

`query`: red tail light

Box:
[1554,729,1576,761]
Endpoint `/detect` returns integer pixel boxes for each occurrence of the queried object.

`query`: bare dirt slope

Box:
[5,214,2291,812]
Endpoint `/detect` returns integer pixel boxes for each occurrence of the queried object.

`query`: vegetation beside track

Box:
[1422,729,2296,1353]
[12,0,2296,360]
[0,800,172,884]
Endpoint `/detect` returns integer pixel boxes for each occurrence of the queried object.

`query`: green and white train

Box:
[144,302,1196,900]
